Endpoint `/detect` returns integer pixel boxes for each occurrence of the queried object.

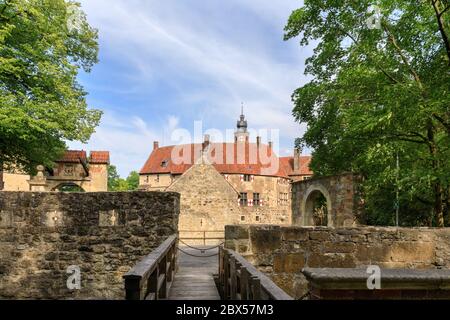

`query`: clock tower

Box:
[234,105,249,143]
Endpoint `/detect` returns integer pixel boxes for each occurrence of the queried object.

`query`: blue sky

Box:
[69,0,313,177]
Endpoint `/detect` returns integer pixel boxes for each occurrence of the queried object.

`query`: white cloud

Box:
[74,0,312,175]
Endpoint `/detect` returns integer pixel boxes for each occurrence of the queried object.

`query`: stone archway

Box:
[301,183,333,227]
[51,182,85,192]
[292,173,363,227]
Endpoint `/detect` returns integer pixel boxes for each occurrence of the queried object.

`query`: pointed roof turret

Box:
[236,103,248,132]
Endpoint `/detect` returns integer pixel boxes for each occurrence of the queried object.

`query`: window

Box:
[161,160,168,167]
[239,192,248,206]
[155,174,160,182]
[253,193,260,206]
[243,174,251,182]
[255,216,260,222]
[279,192,289,206]
[241,216,246,221]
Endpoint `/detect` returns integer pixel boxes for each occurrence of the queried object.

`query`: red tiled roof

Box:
[279,156,312,176]
[140,143,312,178]
[55,150,87,163]
[90,151,110,164]
[55,150,110,164]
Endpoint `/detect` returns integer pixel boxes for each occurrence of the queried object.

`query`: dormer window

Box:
[161,160,168,168]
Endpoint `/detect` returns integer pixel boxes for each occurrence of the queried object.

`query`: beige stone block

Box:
[273,253,305,273]
[225,225,249,240]
[99,210,119,227]
[309,230,330,241]
[307,252,356,268]
[0,211,13,228]
[281,227,309,241]
[250,227,281,253]
[237,241,249,254]
[323,241,356,254]
[390,242,435,263]
[355,245,392,263]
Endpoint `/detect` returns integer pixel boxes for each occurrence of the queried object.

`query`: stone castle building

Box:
[2,150,109,192]
[139,112,312,242]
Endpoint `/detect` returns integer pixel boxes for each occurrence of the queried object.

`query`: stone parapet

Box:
[0,191,180,299]
[225,225,450,298]
[303,268,450,299]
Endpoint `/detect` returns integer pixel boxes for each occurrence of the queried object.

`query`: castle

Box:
[2,150,109,192]
[139,112,313,242]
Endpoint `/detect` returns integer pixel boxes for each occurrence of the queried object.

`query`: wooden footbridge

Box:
[123,235,292,300]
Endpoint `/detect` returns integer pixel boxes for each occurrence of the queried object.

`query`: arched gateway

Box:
[292,173,363,227]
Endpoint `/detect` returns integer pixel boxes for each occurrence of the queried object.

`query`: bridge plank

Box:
[168,246,220,300]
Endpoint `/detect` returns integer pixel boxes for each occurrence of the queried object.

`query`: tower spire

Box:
[235,104,249,142]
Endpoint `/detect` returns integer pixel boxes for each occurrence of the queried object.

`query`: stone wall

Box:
[0,191,180,299]
[291,173,364,227]
[227,174,291,225]
[141,171,292,226]
[3,172,30,191]
[225,225,450,298]
[165,163,292,245]
[167,163,240,245]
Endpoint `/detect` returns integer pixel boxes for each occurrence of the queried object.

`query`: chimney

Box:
[153,141,159,150]
[294,148,301,171]
[256,136,261,147]
[268,141,273,149]
[203,134,210,149]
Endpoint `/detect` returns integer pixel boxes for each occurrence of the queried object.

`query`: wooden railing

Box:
[218,247,293,300]
[179,230,224,245]
[123,234,177,300]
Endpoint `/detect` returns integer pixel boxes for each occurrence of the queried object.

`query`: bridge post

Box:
[149,268,158,300]
[167,245,174,282]
[218,247,293,300]
[223,251,230,299]
[250,276,261,299]
[230,256,237,299]
[159,256,168,299]
[218,247,224,288]
[240,267,249,299]
[123,235,178,300]
[124,277,142,300]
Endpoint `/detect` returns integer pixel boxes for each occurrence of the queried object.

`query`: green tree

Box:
[285,1,450,226]
[107,165,120,191]
[0,0,101,179]
[126,171,139,190]
[108,165,140,191]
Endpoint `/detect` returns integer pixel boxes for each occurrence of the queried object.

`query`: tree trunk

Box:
[427,121,444,226]
[434,182,445,227]
[444,187,450,227]
[431,0,450,65]
[0,160,3,191]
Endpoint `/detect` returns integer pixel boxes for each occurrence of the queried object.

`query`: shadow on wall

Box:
[0,191,180,299]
